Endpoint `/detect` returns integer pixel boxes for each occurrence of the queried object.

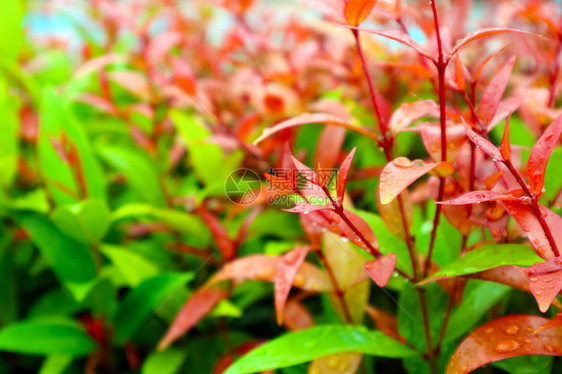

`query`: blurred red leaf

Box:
[527,114,562,196]
[449,28,544,58]
[314,125,346,169]
[275,246,311,324]
[158,289,227,351]
[206,254,333,292]
[379,157,451,204]
[171,56,196,96]
[364,253,396,287]
[283,299,314,331]
[525,257,562,313]
[254,113,375,144]
[365,306,405,343]
[389,99,439,134]
[446,315,562,373]
[346,27,433,59]
[478,56,515,126]
[500,112,512,160]
[198,205,236,261]
[283,203,332,213]
[336,147,357,200]
[344,0,376,26]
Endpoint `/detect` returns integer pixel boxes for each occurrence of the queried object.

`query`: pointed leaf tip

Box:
[365,253,397,287]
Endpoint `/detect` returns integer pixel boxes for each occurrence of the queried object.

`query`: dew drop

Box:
[545,345,555,353]
[341,237,349,243]
[530,277,539,282]
[504,325,520,335]
[303,211,309,215]
[293,274,306,287]
[535,291,542,296]
[365,262,374,270]
[392,157,413,168]
[555,257,562,266]
[284,250,300,265]
[486,327,494,334]
[256,267,275,280]
[537,246,546,255]
[495,340,521,353]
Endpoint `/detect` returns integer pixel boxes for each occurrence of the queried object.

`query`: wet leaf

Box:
[224,325,416,374]
[525,257,562,313]
[462,123,503,161]
[420,244,542,283]
[527,114,562,196]
[198,205,236,261]
[501,112,512,160]
[275,246,311,324]
[158,289,227,351]
[446,315,562,374]
[389,99,439,134]
[437,190,520,205]
[309,352,363,374]
[536,312,562,332]
[377,189,413,240]
[337,147,357,200]
[364,253,396,287]
[478,56,515,125]
[420,123,466,162]
[379,157,450,204]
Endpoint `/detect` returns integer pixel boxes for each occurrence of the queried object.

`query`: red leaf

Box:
[314,125,346,169]
[525,257,562,313]
[364,253,397,287]
[171,56,196,96]
[283,299,314,331]
[283,203,332,213]
[336,147,357,200]
[528,115,562,196]
[76,94,118,115]
[275,246,311,324]
[462,123,503,161]
[157,289,227,351]
[449,28,545,58]
[478,56,515,126]
[344,27,433,59]
[379,157,451,204]
[500,112,512,160]
[503,202,561,260]
[206,254,333,292]
[254,113,374,144]
[365,306,405,343]
[536,312,562,332]
[446,315,562,374]
[389,99,439,134]
[198,206,236,261]
[437,190,520,205]
[420,123,467,162]
[344,0,376,26]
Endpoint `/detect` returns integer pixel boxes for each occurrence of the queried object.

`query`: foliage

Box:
[1,0,562,373]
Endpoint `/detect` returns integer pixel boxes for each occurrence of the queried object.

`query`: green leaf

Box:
[491,354,553,374]
[112,272,193,344]
[444,281,511,342]
[38,89,105,205]
[0,319,97,356]
[111,203,209,245]
[2,189,50,213]
[142,348,186,374]
[39,355,73,374]
[16,213,96,291]
[96,144,166,207]
[0,77,19,188]
[224,325,416,374]
[51,199,110,245]
[0,0,24,61]
[100,244,159,286]
[422,244,542,282]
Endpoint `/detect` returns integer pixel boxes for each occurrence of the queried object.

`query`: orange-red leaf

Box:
[525,257,562,313]
[449,28,544,58]
[379,157,450,204]
[437,190,520,205]
[446,315,562,374]
[420,123,467,162]
[254,113,374,144]
[389,100,439,134]
[364,253,396,287]
[463,123,503,161]
[344,0,376,26]
[157,289,227,351]
[275,246,311,324]
[345,27,433,59]
[198,205,236,261]
[478,56,515,126]
[206,254,333,292]
[536,312,562,332]
[528,114,562,196]
[336,147,357,200]
[500,112,512,160]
